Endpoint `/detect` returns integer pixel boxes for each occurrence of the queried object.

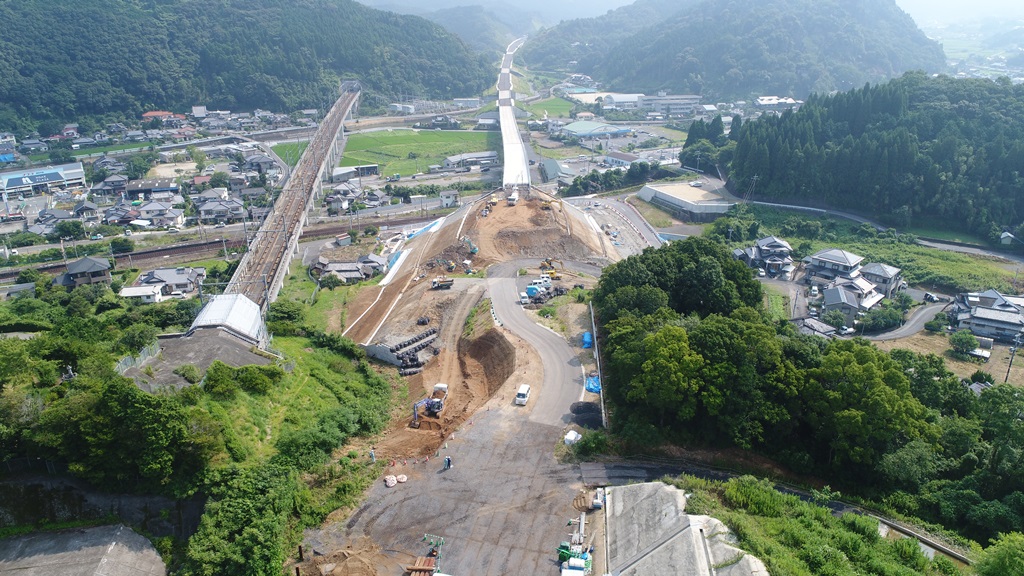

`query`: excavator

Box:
[540,258,564,279]
[462,236,479,254]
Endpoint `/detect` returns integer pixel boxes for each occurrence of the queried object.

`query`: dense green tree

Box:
[949,330,979,356]
[975,532,1024,576]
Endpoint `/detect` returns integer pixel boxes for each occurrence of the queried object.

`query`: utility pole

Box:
[1006,333,1022,383]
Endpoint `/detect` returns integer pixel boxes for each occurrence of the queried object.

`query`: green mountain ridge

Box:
[518,0,689,70]
[521,0,945,101]
[0,0,493,131]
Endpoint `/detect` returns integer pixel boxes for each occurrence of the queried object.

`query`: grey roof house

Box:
[953,289,1024,342]
[54,256,112,287]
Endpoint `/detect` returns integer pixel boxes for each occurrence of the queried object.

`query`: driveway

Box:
[864,301,949,341]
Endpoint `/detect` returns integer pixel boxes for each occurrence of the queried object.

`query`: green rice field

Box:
[338,129,500,176]
[523,97,575,119]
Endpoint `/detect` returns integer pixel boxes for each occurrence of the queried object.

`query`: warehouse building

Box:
[636,182,734,222]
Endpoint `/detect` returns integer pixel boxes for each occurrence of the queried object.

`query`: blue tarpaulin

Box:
[585,376,601,393]
[582,331,593,349]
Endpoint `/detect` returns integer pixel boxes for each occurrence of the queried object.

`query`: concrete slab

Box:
[0,524,166,576]
[126,330,271,392]
[604,483,767,576]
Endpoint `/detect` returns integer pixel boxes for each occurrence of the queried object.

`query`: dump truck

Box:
[431,276,454,290]
[427,383,448,415]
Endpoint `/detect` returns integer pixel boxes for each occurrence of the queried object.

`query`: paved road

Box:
[488,260,604,427]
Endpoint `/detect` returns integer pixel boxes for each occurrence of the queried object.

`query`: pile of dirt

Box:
[459,328,515,395]
[296,537,406,576]
[494,227,595,260]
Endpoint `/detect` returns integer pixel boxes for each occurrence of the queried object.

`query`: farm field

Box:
[271,142,309,167]
[522,97,574,120]
[338,129,499,177]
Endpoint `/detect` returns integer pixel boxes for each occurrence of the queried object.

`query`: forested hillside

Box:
[518,0,688,71]
[0,0,492,132]
[595,237,1024,546]
[728,72,1024,238]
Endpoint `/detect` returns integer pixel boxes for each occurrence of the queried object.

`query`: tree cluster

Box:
[595,237,1024,544]
[562,161,655,197]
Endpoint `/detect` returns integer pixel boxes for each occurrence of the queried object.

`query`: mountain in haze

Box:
[523,0,946,100]
[518,0,690,70]
[355,0,633,27]
[419,5,542,54]
[0,0,492,131]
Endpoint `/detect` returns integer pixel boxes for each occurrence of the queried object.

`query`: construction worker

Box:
[369,447,376,464]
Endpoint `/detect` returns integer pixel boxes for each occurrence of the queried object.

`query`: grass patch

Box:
[522,97,575,120]
[463,298,492,338]
[764,285,789,321]
[625,195,676,228]
[339,129,499,176]
[271,142,309,167]
[274,258,366,332]
[665,475,969,575]
[903,225,988,246]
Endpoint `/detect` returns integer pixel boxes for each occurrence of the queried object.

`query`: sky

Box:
[894,0,1024,25]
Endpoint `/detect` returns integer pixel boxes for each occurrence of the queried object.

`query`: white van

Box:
[514,384,531,406]
[519,292,529,305]
[530,278,551,288]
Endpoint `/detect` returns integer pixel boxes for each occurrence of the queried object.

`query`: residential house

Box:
[137,266,206,294]
[62,124,80,139]
[73,200,99,221]
[239,187,268,201]
[796,317,837,339]
[93,157,126,174]
[228,175,247,193]
[324,194,350,214]
[195,187,229,202]
[364,190,388,207]
[124,130,147,142]
[321,262,366,284]
[0,132,15,146]
[19,139,48,153]
[822,286,860,326]
[192,175,212,189]
[103,202,140,226]
[136,201,184,227]
[54,256,111,287]
[952,289,1024,342]
[358,254,388,275]
[440,190,460,209]
[734,236,794,276]
[197,198,245,222]
[245,154,276,174]
[36,208,74,226]
[119,285,167,304]
[860,262,905,298]
[804,248,865,284]
[90,174,129,198]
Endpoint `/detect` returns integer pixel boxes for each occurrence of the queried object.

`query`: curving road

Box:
[488,260,602,427]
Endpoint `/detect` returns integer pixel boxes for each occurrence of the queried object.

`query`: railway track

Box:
[226,85,360,308]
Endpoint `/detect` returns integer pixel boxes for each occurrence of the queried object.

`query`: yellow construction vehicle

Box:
[540,258,565,278]
[540,201,552,210]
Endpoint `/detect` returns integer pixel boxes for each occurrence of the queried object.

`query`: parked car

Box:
[167,227,179,234]
[123,229,132,236]
[757,267,766,277]
[89,233,103,240]
[840,326,857,335]
[810,286,819,297]
[690,181,703,187]
[215,222,226,228]
[924,292,938,302]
